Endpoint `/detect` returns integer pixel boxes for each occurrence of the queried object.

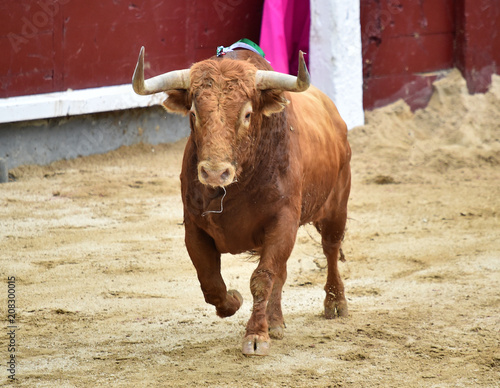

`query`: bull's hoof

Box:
[242,335,270,356]
[227,289,243,306]
[325,299,348,319]
[216,289,243,318]
[268,325,285,340]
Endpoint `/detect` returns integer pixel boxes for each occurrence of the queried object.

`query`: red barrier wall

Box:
[361,0,455,110]
[2,1,499,110]
[454,0,500,94]
[0,0,263,98]
[361,0,500,110]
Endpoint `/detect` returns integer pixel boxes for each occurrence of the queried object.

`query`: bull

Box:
[132,46,351,356]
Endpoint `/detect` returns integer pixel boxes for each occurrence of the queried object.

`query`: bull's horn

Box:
[132,46,190,95]
[255,51,310,92]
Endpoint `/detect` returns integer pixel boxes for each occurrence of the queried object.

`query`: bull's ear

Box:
[162,90,190,116]
[261,91,290,117]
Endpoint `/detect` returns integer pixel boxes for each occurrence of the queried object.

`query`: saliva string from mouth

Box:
[202,186,227,217]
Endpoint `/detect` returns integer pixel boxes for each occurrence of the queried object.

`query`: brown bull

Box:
[132,46,351,356]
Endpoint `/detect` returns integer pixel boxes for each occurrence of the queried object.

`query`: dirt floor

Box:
[1,70,500,387]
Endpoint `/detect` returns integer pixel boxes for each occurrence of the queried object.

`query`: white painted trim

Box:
[0,84,165,124]
[310,0,365,129]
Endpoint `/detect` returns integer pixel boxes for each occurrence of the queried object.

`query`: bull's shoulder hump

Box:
[288,86,345,125]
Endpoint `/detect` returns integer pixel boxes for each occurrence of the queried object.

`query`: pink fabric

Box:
[260,0,310,75]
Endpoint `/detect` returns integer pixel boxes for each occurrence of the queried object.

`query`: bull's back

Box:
[286,86,350,224]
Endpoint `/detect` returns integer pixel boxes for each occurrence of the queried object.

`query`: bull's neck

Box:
[239,111,291,187]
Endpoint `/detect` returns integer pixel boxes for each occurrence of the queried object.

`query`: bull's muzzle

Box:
[198,161,236,187]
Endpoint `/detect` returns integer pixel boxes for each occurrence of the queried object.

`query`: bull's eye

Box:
[190,111,196,119]
[240,102,253,132]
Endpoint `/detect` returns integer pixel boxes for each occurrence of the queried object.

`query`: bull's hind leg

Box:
[316,210,349,319]
[322,238,348,318]
[185,221,243,318]
[318,165,351,319]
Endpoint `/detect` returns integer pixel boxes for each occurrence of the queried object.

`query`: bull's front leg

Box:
[185,221,243,318]
[242,216,298,356]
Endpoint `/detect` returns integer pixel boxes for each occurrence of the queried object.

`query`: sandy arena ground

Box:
[1,70,499,387]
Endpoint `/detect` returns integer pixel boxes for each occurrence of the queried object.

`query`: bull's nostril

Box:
[199,163,234,186]
[220,169,230,182]
[201,166,209,180]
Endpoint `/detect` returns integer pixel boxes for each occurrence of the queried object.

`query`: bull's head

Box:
[132,47,310,187]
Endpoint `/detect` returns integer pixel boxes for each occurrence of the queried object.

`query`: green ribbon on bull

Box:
[217,38,266,58]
